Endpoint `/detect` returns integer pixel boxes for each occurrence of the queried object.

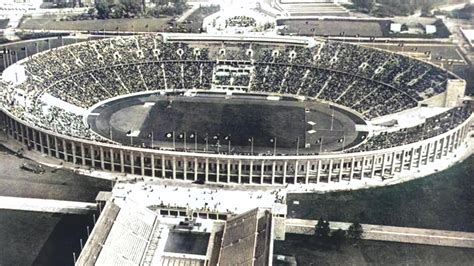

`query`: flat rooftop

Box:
[112,181,287,215]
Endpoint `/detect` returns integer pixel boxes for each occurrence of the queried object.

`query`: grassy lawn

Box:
[274,234,474,265]
[0,210,61,266]
[287,155,474,232]
[0,145,112,202]
[176,5,220,33]
[20,16,173,32]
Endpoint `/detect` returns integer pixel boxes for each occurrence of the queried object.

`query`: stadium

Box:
[0,33,472,187]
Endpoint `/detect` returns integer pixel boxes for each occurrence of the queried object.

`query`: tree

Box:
[314,217,330,240]
[95,2,111,19]
[352,0,375,12]
[119,0,142,17]
[420,4,433,17]
[347,222,364,240]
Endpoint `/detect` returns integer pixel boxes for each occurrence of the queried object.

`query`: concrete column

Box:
[401,149,407,172]
[140,152,145,176]
[120,150,125,173]
[172,157,176,179]
[316,160,322,183]
[38,132,44,154]
[294,161,299,184]
[454,128,462,148]
[272,161,276,184]
[183,157,187,180]
[238,160,242,184]
[205,158,209,182]
[216,160,220,182]
[417,145,423,168]
[390,152,396,174]
[13,120,18,140]
[46,134,52,157]
[409,147,415,170]
[110,149,115,171]
[19,123,25,143]
[370,155,376,178]
[283,161,287,184]
[161,155,165,178]
[381,153,387,175]
[360,156,366,178]
[100,147,105,170]
[54,136,59,158]
[130,151,135,175]
[81,143,86,166]
[432,140,438,161]
[25,125,31,147]
[90,145,95,167]
[63,139,70,162]
[150,154,155,178]
[424,143,431,165]
[443,136,450,156]
[261,160,265,184]
[449,133,455,153]
[338,159,344,181]
[249,161,254,183]
[72,142,77,164]
[305,161,310,184]
[194,158,198,181]
[349,158,355,181]
[327,160,333,182]
[227,160,231,183]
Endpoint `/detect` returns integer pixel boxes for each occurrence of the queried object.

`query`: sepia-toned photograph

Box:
[0,0,473,265]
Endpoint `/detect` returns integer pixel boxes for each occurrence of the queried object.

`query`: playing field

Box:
[20,17,173,32]
[88,93,366,154]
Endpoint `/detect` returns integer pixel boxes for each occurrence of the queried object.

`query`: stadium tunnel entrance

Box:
[87,91,369,155]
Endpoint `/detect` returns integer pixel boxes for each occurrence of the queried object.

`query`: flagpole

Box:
[184,132,187,150]
[251,137,254,154]
[273,137,277,156]
[296,137,300,155]
[194,132,197,150]
[205,134,208,152]
[151,131,154,149]
[319,137,323,154]
[172,131,175,149]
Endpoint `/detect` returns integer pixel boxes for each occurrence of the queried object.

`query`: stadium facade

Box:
[0,33,472,187]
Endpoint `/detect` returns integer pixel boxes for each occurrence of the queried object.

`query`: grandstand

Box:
[0,33,472,188]
[219,208,272,265]
[273,0,349,16]
[77,199,274,266]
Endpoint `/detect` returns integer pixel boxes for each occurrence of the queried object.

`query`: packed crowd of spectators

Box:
[0,34,463,150]
[350,106,472,152]
[225,16,257,28]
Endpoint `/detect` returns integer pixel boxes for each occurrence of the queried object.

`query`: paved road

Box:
[0,196,96,214]
[286,218,474,248]
[0,139,112,202]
